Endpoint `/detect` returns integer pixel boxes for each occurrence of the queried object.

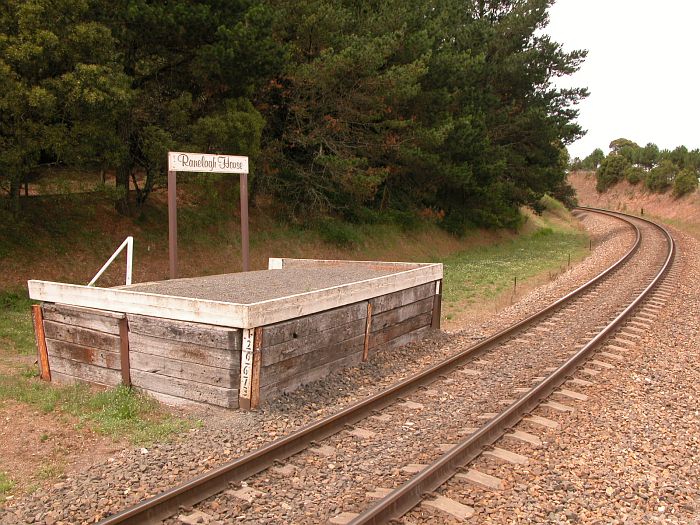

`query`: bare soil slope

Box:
[569,171,700,225]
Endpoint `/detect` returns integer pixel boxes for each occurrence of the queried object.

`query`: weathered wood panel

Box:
[40,273,437,408]
[369,312,432,349]
[129,351,237,388]
[256,285,436,402]
[42,305,124,388]
[259,334,365,388]
[368,326,431,356]
[50,370,85,386]
[49,355,121,387]
[130,369,238,408]
[45,339,121,370]
[261,318,367,368]
[127,314,241,349]
[261,302,367,348]
[259,351,365,402]
[369,282,435,314]
[135,388,208,409]
[51,370,116,388]
[129,332,240,371]
[370,297,434,333]
[42,303,123,335]
[43,320,121,353]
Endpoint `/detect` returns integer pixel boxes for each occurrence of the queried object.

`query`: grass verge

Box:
[0,374,193,445]
[440,210,588,316]
[0,291,194,445]
[0,291,35,356]
[640,214,700,242]
[0,471,13,503]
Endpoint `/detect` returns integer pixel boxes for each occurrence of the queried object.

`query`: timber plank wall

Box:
[257,281,437,402]
[34,281,439,409]
[41,304,242,408]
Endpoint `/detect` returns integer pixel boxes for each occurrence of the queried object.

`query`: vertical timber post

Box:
[431,280,442,329]
[362,302,373,362]
[31,305,51,381]
[240,172,250,272]
[168,170,178,279]
[118,317,131,387]
[250,327,263,408]
[239,328,255,409]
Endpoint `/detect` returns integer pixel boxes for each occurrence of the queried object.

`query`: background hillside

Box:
[569,170,700,237]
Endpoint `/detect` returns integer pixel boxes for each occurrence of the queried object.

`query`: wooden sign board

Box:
[167,151,250,277]
[168,152,248,174]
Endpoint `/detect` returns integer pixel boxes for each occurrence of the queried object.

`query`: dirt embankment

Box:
[569,171,700,225]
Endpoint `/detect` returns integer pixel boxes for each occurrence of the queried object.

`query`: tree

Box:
[94,0,282,214]
[638,142,659,170]
[569,156,583,170]
[259,0,588,230]
[596,154,629,192]
[645,159,676,192]
[257,0,431,218]
[608,138,639,165]
[1,0,589,229]
[672,168,698,197]
[581,148,604,170]
[686,149,700,172]
[668,145,689,169]
[624,165,644,185]
[0,0,129,214]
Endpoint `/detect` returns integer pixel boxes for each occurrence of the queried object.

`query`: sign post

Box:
[167,152,250,278]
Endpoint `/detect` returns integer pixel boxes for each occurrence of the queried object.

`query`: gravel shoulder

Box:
[0,211,641,524]
[412,225,700,524]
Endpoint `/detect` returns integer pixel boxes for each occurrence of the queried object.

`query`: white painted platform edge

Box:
[28,260,443,329]
[28,279,250,328]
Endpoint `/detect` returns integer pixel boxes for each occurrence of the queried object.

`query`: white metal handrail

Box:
[88,236,134,286]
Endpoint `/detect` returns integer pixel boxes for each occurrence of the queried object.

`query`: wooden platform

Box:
[29,258,442,409]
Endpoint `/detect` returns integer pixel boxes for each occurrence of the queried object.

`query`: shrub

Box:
[672,168,699,197]
[549,181,578,208]
[624,165,644,185]
[316,217,363,247]
[645,160,677,192]
[596,154,629,192]
[386,210,421,231]
[532,227,554,237]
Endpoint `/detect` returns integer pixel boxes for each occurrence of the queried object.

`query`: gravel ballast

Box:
[121,266,400,304]
[1,211,667,524]
[410,226,700,523]
[166,214,671,524]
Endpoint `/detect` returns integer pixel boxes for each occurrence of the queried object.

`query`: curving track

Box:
[98,208,675,525]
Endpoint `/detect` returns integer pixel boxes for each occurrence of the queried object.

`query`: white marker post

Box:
[167,152,250,279]
[239,328,255,409]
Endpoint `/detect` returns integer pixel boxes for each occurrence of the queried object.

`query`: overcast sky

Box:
[546,0,700,159]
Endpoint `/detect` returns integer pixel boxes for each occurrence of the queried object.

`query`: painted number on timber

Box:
[168,151,249,174]
[239,328,254,399]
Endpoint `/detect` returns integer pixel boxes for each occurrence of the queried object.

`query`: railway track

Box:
[98,207,675,525]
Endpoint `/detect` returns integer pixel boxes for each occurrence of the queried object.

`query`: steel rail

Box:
[98,208,642,525]
[349,209,675,524]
